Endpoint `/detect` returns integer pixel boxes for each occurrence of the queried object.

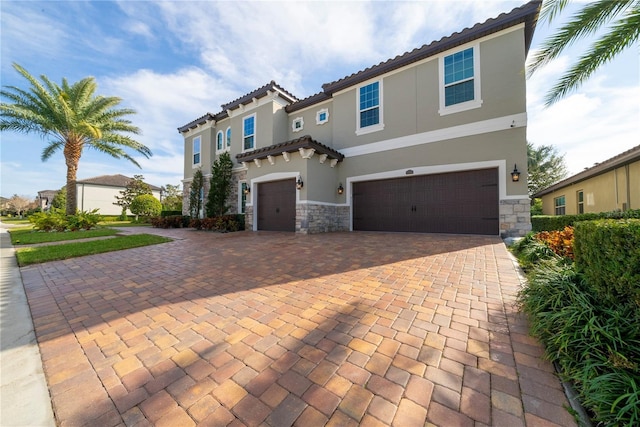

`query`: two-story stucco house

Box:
[179,0,541,237]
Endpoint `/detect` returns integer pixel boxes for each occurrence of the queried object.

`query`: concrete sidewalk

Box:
[0,225,56,426]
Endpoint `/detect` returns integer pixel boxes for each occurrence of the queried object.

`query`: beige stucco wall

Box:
[540,160,640,215]
[76,183,161,216]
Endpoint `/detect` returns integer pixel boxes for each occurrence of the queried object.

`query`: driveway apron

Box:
[19,229,577,426]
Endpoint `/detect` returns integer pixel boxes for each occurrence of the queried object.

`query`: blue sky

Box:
[1,0,638,199]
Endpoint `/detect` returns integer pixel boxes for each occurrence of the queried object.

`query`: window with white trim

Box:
[292,117,304,132]
[577,190,584,214]
[316,108,329,125]
[216,131,224,152]
[192,136,201,165]
[439,45,482,115]
[356,80,384,135]
[226,127,231,149]
[243,114,255,151]
[239,181,248,214]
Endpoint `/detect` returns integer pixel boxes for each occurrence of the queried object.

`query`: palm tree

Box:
[0,63,152,215]
[528,0,640,105]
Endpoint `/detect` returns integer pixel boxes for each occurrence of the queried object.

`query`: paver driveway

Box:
[21,229,576,427]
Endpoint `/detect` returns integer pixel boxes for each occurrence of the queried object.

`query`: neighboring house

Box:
[76,174,162,216]
[534,145,640,216]
[179,1,541,236]
[37,189,58,211]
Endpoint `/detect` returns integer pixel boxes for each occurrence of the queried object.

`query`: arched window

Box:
[216,131,224,151]
[226,127,231,149]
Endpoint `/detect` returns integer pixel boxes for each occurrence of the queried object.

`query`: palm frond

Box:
[540,0,571,24]
[544,5,640,105]
[528,0,634,76]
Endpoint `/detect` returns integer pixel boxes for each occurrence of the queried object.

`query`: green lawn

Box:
[9,228,118,245]
[15,234,172,266]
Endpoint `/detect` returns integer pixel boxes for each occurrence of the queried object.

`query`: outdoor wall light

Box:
[337,183,344,195]
[296,177,304,190]
[511,164,521,182]
[243,185,250,195]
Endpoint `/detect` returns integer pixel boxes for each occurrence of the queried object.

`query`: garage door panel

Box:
[353,168,498,235]
[258,179,296,232]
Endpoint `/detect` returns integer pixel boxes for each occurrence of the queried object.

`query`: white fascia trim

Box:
[183,121,214,137]
[341,112,527,158]
[297,200,348,207]
[345,159,522,204]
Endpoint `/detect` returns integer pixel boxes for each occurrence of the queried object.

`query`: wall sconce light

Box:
[337,183,344,195]
[243,185,250,195]
[296,177,304,190]
[511,164,521,182]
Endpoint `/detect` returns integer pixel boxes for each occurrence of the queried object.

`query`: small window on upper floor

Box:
[292,117,304,133]
[316,108,329,125]
[356,80,384,135]
[216,131,224,152]
[554,195,566,216]
[439,45,482,115]
[243,114,255,151]
[193,136,201,166]
[226,127,232,149]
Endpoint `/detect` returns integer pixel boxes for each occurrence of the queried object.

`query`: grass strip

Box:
[9,228,118,245]
[15,234,171,266]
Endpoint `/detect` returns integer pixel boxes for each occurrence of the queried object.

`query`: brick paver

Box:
[20,229,577,426]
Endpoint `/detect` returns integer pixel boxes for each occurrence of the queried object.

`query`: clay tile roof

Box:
[235,135,345,163]
[318,0,541,97]
[533,145,640,198]
[76,174,162,191]
[178,81,299,133]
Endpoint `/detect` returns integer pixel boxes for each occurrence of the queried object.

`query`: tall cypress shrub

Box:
[206,152,233,218]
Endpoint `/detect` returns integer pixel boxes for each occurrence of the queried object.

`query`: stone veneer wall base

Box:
[500,198,531,237]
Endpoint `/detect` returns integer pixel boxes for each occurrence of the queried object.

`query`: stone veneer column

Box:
[296,203,350,234]
[500,198,531,237]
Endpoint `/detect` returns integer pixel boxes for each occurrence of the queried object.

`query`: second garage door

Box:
[258,179,296,232]
[353,168,499,235]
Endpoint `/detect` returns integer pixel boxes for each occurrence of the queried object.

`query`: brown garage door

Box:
[353,168,499,235]
[258,179,296,232]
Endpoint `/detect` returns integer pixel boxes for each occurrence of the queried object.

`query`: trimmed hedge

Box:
[160,210,183,217]
[150,215,190,229]
[189,214,245,232]
[574,219,640,308]
[532,209,640,232]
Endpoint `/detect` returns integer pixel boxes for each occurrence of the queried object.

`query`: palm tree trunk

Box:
[64,140,82,215]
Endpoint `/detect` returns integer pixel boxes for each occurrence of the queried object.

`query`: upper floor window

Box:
[292,117,304,133]
[316,108,329,125]
[192,136,201,165]
[439,45,482,115]
[554,195,566,216]
[243,114,255,151]
[356,80,384,135]
[216,131,224,152]
[226,127,232,149]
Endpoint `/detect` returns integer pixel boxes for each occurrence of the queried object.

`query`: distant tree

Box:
[0,63,151,215]
[527,142,569,199]
[206,152,234,218]
[114,175,151,218]
[130,194,162,220]
[188,169,204,219]
[9,194,36,217]
[161,183,183,211]
[51,186,66,210]
[528,0,640,105]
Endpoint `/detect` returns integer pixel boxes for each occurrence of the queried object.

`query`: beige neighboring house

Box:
[534,145,640,216]
[179,1,542,237]
[76,174,162,216]
[37,189,59,211]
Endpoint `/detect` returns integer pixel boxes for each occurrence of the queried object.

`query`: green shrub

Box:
[532,209,640,232]
[29,209,67,231]
[130,195,162,219]
[574,219,640,308]
[67,209,101,230]
[160,210,183,217]
[517,260,640,426]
